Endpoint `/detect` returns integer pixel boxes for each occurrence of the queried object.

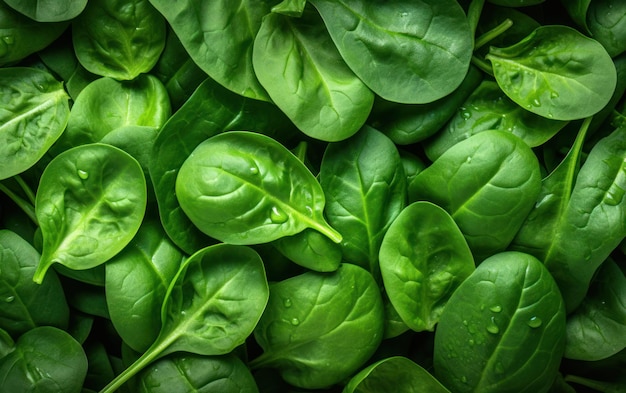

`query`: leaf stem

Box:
[14,175,36,206]
[474,18,514,50]
[471,55,494,77]
[467,0,485,37]
[0,181,38,225]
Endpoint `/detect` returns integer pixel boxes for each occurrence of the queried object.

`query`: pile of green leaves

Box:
[1,0,626,392]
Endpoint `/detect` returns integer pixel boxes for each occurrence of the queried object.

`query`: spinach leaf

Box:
[379,202,475,332]
[0,230,69,337]
[586,0,626,57]
[424,80,568,161]
[34,144,147,284]
[434,251,566,393]
[343,356,450,393]
[0,328,13,359]
[250,263,384,389]
[105,218,185,352]
[410,130,541,261]
[564,259,626,361]
[310,0,472,104]
[100,244,268,392]
[542,125,626,312]
[0,67,70,180]
[176,131,341,245]
[320,126,406,279]
[0,326,88,393]
[137,353,259,393]
[149,77,294,254]
[487,25,616,120]
[0,1,67,66]
[3,0,87,22]
[54,75,170,153]
[272,229,342,272]
[253,8,373,142]
[272,0,307,17]
[72,0,166,80]
[148,0,271,101]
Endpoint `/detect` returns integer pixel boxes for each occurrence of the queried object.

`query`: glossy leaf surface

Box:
[3,0,87,22]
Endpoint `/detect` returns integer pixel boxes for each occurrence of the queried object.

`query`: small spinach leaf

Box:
[379,202,475,332]
[3,0,87,22]
[176,131,341,245]
[34,143,147,284]
[272,228,342,272]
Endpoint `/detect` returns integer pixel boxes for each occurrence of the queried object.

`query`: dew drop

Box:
[283,298,292,308]
[465,156,472,164]
[532,98,541,107]
[550,91,559,98]
[249,166,259,175]
[269,206,288,224]
[4,295,15,303]
[489,305,502,313]
[527,316,542,328]
[462,319,468,326]
[461,110,472,120]
[2,35,14,44]
[290,318,300,326]
[77,169,89,180]
[461,376,468,383]
[486,317,499,334]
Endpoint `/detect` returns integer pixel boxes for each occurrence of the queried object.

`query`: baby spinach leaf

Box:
[34,143,147,284]
[487,25,616,120]
[543,125,626,312]
[3,0,87,22]
[410,130,541,261]
[253,8,373,142]
[72,0,166,80]
[585,0,626,57]
[0,2,67,66]
[320,126,406,279]
[564,259,626,361]
[272,0,307,17]
[0,67,70,180]
[149,77,294,254]
[176,131,341,245]
[105,218,185,352]
[379,202,475,332]
[250,263,384,389]
[148,0,271,101]
[0,230,69,337]
[343,356,450,393]
[369,65,483,145]
[272,229,342,272]
[100,244,268,393]
[424,80,568,161]
[54,75,170,153]
[137,353,259,393]
[434,251,566,393]
[0,326,88,393]
[310,0,472,104]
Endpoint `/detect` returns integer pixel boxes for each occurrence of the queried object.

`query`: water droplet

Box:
[269,206,288,224]
[527,316,542,328]
[490,305,502,313]
[465,156,472,164]
[462,319,469,326]
[461,376,468,383]
[283,298,292,308]
[550,91,559,98]
[532,98,541,107]
[486,317,499,334]
[249,166,259,175]
[4,295,15,303]
[77,169,89,180]
[2,35,14,44]
[461,110,472,120]
[290,318,300,326]
[468,339,475,346]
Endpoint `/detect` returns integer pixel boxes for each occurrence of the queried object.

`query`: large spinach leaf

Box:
[309,0,472,104]
[434,251,566,393]
[0,67,70,180]
[176,131,341,245]
[253,7,373,142]
[148,0,271,101]
[250,263,384,389]
[410,130,541,261]
[34,144,147,284]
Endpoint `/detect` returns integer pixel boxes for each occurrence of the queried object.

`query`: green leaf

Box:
[251,263,384,389]
[253,8,373,142]
[176,131,341,245]
[309,0,473,104]
[487,25,616,120]
[148,0,272,101]
[379,202,475,332]
[72,0,166,80]
[34,144,147,284]
[3,0,87,22]
[0,67,70,180]
[434,251,566,393]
